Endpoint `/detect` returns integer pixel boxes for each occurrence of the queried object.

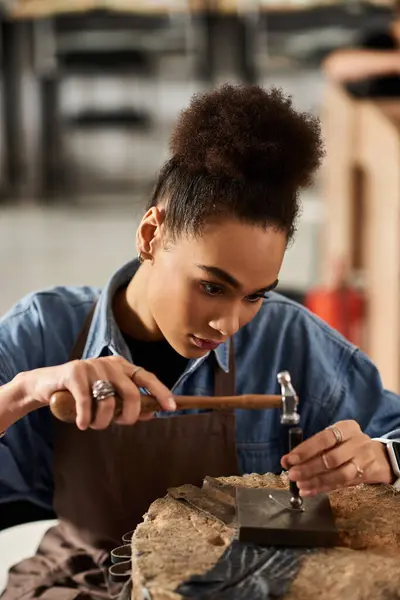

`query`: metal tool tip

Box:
[277,371,291,384]
[290,495,304,510]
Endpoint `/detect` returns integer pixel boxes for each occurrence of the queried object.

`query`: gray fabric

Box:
[115,581,131,600]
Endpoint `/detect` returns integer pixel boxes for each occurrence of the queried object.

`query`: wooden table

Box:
[7,1,349,18]
[322,81,400,392]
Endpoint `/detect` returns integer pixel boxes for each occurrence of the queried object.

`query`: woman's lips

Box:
[190,335,221,351]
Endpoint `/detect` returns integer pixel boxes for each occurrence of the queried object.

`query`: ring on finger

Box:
[131,366,143,383]
[350,458,364,479]
[321,452,331,470]
[92,380,116,402]
[326,425,343,446]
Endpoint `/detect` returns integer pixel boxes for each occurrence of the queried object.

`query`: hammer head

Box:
[277,371,300,425]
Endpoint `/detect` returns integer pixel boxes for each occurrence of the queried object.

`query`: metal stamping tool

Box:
[277,371,303,510]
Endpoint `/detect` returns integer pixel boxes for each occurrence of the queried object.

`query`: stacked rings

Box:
[92,380,116,402]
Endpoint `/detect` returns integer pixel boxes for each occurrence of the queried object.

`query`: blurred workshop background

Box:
[0,0,399,390]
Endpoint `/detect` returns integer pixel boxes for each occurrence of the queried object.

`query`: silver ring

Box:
[322,452,330,470]
[326,425,343,446]
[131,366,143,382]
[92,380,116,402]
[350,459,364,479]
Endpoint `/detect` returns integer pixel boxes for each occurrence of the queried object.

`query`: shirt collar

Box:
[214,338,231,373]
[82,260,140,361]
[81,259,232,373]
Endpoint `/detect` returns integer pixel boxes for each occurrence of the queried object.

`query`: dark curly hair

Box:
[149,84,324,241]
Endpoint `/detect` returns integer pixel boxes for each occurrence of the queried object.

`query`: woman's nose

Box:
[208,313,240,338]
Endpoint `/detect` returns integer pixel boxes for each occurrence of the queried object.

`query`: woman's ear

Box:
[136,207,166,261]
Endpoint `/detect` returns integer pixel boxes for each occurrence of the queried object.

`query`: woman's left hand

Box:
[281,420,394,496]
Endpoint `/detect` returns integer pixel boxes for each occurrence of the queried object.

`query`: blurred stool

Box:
[321,81,400,391]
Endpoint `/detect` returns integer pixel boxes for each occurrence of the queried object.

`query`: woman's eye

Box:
[245,294,267,303]
[202,283,224,296]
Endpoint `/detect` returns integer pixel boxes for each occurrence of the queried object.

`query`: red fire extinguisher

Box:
[305,263,366,348]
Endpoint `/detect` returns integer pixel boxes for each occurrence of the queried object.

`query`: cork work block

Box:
[131,473,400,600]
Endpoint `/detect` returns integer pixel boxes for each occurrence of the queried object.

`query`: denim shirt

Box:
[1,260,400,512]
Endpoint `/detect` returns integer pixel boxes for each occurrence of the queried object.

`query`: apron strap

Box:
[69,302,236,396]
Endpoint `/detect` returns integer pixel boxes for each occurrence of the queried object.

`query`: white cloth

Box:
[0,520,58,592]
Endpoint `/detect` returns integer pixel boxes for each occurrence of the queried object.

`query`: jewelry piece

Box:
[350,459,364,478]
[92,380,116,402]
[0,431,5,439]
[137,251,154,265]
[326,425,343,446]
[131,366,143,382]
[322,452,330,470]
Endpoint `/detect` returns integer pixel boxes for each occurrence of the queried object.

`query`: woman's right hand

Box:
[16,356,176,430]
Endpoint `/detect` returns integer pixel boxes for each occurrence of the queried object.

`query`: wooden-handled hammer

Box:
[49,390,283,424]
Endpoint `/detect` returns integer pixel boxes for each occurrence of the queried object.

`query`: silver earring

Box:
[137,252,144,264]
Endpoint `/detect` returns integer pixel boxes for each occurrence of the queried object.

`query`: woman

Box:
[0,84,399,599]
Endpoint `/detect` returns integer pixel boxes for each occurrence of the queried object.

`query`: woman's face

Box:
[145,217,287,358]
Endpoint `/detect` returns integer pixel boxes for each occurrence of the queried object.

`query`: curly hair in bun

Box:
[149,84,324,241]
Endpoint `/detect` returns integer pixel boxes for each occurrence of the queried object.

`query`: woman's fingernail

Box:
[167,397,176,411]
[300,489,313,497]
[288,469,300,480]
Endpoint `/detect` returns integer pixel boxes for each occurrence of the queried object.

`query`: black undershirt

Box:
[123,334,189,390]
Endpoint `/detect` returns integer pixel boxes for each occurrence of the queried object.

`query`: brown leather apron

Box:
[1,307,239,600]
